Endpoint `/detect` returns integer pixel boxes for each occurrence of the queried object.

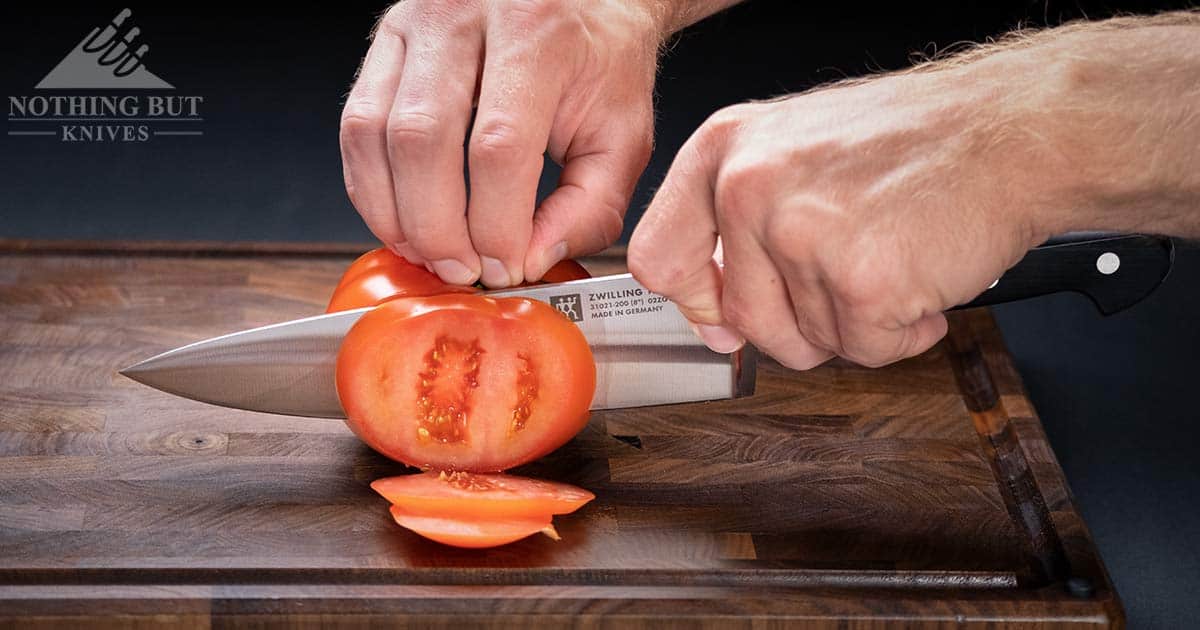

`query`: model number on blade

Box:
[587,292,668,320]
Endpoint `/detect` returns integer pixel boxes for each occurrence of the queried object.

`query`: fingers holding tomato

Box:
[327,248,477,313]
[327,248,593,313]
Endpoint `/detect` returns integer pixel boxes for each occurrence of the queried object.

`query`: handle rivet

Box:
[1065,576,1095,598]
[1096,252,1120,275]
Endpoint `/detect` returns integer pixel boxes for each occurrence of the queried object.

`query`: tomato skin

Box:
[327,248,475,313]
[337,294,595,472]
[388,506,558,548]
[526,259,591,285]
[372,471,594,520]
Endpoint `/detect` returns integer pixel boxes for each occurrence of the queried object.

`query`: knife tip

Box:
[118,360,146,380]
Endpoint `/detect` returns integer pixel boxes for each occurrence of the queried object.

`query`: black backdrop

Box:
[2,2,1197,626]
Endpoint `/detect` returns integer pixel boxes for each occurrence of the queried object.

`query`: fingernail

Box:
[479,256,512,288]
[430,258,477,285]
[534,240,569,280]
[692,323,745,354]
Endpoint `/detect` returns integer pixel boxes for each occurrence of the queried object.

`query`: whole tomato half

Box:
[336,293,596,473]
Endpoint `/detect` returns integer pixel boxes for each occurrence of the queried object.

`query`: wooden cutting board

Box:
[0,241,1122,628]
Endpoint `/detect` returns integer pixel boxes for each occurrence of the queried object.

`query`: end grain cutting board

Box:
[0,240,1122,628]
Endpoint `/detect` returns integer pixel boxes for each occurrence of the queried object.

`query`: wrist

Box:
[934,33,1139,246]
[645,0,742,37]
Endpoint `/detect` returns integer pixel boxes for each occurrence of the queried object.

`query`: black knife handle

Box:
[954,232,1174,315]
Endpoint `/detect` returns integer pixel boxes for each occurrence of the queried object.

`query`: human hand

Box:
[339,0,665,287]
[628,61,1074,369]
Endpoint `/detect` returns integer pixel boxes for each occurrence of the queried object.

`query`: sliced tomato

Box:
[372,471,593,521]
[327,248,475,313]
[388,505,558,548]
[337,294,595,472]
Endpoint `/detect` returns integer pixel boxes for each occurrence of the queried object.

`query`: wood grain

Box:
[0,241,1123,628]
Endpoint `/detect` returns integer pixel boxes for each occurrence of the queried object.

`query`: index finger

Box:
[628,135,725,327]
[340,22,407,249]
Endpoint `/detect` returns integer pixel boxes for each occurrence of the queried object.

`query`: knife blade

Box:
[121,273,756,418]
[121,232,1173,418]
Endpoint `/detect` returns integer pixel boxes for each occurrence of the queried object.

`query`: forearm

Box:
[967,12,1200,239]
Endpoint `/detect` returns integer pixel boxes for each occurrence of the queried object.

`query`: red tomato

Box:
[327,248,475,313]
[371,471,594,520]
[388,506,559,548]
[336,294,595,472]
[526,259,591,285]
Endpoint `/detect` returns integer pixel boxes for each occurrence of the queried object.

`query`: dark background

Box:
[2,2,1196,626]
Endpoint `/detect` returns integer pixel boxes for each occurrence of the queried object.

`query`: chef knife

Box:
[121,232,1172,418]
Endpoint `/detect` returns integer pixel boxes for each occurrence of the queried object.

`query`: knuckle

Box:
[713,162,766,222]
[701,106,738,135]
[386,110,444,150]
[593,204,626,248]
[626,239,671,291]
[502,0,562,28]
[339,103,386,144]
[761,202,808,258]
[831,256,889,313]
[469,117,526,164]
[377,3,411,37]
[699,103,750,142]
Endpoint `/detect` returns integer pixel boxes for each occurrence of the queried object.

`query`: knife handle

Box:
[954,232,1174,315]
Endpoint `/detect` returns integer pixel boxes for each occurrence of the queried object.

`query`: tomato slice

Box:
[327,248,475,313]
[388,505,558,548]
[336,294,595,472]
[372,471,594,521]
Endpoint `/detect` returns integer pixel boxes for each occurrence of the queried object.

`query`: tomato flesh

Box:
[372,471,594,520]
[337,294,595,472]
[327,248,475,313]
[388,506,558,548]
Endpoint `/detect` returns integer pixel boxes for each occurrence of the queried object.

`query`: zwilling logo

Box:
[8,9,204,142]
[550,294,583,322]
